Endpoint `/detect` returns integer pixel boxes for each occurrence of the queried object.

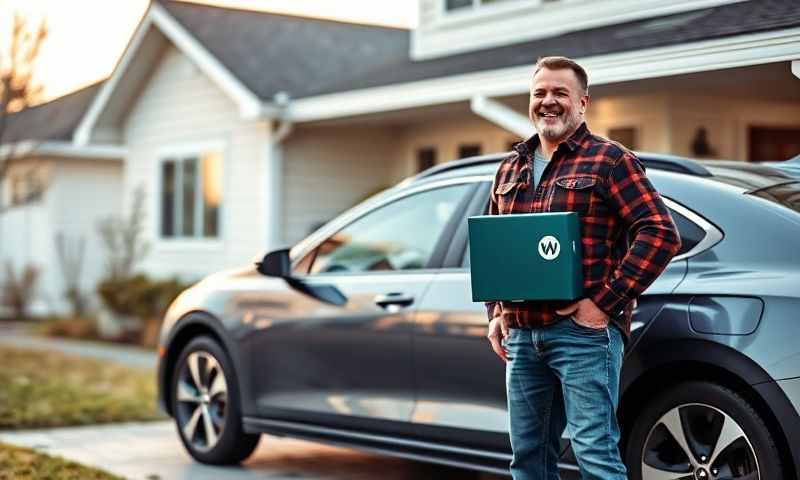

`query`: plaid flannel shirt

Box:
[486,123,681,338]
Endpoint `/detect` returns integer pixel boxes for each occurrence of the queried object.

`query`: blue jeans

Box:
[504,316,627,480]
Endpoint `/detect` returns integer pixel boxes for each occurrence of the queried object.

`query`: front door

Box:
[248,182,474,430]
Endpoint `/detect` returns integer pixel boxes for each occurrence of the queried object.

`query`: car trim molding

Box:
[243,416,581,474]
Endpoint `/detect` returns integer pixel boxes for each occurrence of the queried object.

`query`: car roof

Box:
[400,151,797,194]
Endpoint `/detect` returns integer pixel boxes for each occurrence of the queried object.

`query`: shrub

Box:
[97,274,189,347]
[1,262,39,320]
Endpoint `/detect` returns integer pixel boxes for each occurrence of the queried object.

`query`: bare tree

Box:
[0,13,48,184]
[96,185,151,281]
[0,14,48,317]
[55,232,87,317]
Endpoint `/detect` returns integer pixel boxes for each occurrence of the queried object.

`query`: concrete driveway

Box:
[0,421,506,480]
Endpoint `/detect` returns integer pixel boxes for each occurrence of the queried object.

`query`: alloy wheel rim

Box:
[641,403,759,480]
[175,351,228,452]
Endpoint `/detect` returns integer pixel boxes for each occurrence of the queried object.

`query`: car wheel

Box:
[625,381,782,480]
[171,336,260,464]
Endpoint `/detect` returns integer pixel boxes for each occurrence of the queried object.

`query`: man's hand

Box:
[556,298,609,330]
[487,314,510,362]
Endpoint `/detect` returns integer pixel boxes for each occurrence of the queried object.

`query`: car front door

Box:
[247,181,476,432]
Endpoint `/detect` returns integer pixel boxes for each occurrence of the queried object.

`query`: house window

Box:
[160,151,222,238]
[445,0,518,11]
[417,147,437,173]
[458,144,482,159]
[608,127,638,150]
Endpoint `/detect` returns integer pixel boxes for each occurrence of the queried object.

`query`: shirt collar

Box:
[511,122,590,158]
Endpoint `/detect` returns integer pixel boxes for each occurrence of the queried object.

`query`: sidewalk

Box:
[0,321,156,369]
[0,421,495,480]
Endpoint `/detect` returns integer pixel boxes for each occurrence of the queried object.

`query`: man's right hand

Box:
[487,314,510,362]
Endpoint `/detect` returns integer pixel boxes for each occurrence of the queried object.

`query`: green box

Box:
[468,212,583,302]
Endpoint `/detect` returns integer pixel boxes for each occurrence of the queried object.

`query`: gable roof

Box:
[157,0,409,100]
[2,81,103,144]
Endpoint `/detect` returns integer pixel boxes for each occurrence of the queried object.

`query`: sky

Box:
[0,0,418,103]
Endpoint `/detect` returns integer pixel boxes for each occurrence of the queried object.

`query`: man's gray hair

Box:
[534,56,589,95]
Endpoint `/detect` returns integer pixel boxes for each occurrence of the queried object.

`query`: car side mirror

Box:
[256,248,290,277]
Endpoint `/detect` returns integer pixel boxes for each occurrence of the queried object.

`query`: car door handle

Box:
[374,292,414,309]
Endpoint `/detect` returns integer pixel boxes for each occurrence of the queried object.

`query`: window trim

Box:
[155,140,225,246]
[290,176,490,276]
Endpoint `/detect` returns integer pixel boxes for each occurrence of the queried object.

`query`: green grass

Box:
[0,346,165,430]
[0,442,121,480]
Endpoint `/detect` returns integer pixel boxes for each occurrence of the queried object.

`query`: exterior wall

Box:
[0,156,123,316]
[394,115,518,178]
[282,125,404,245]
[666,95,800,160]
[390,94,800,177]
[587,94,672,153]
[48,158,123,314]
[0,158,55,316]
[122,45,270,282]
[413,0,742,60]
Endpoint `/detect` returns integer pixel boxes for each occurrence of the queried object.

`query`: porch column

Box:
[261,121,283,251]
[470,95,533,138]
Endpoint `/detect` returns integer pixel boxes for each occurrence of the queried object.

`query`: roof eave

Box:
[73,2,271,146]
[288,26,800,123]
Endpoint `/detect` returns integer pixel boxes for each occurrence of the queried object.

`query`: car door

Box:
[410,181,689,454]
[247,181,476,432]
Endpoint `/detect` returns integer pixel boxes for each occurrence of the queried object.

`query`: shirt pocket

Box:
[494,181,525,213]
[548,175,599,215]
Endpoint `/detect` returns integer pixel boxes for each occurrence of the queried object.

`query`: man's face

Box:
[529,67,588,143]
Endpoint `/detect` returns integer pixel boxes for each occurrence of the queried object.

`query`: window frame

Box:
[155,140,225,247]
[290,177,482,278]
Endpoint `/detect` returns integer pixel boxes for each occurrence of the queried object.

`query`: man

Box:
[486,56,681,479]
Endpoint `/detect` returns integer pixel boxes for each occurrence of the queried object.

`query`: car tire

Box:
[171,335,260,464]
[625,381,782,480]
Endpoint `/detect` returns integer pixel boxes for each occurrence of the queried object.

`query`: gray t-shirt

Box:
[532,147,549,188]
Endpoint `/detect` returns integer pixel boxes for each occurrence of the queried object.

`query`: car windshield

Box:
[702,161,800,215]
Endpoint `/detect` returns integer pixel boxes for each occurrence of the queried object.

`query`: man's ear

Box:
[580,95,590,115]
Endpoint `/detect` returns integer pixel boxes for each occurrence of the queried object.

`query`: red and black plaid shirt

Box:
[486,122,681,337]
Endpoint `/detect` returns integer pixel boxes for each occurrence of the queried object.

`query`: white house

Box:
[3,0,799,315]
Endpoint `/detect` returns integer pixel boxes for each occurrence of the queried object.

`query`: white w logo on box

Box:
[538,235,560,260]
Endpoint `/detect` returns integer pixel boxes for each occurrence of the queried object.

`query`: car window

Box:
[670,208,706,256]
[301,184,470,275]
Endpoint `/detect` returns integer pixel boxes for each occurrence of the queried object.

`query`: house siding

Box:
[122,45,269,281]
[282,126,403,245]
[411,0,744,60]
[48,158,123,313]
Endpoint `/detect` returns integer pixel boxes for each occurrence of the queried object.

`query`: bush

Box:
[1,262,39,320]
[96,274,189,347]
[36,316,98,340]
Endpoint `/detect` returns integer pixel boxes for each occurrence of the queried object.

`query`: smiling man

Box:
[485,56,682,479]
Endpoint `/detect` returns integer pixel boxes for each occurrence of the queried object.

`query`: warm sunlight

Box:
[0,0,417,102]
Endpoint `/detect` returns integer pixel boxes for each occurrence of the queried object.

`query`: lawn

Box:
[0,345,165,430]
[0,442,121,480]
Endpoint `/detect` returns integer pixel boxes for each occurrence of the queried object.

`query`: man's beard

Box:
[536,111,582,141]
